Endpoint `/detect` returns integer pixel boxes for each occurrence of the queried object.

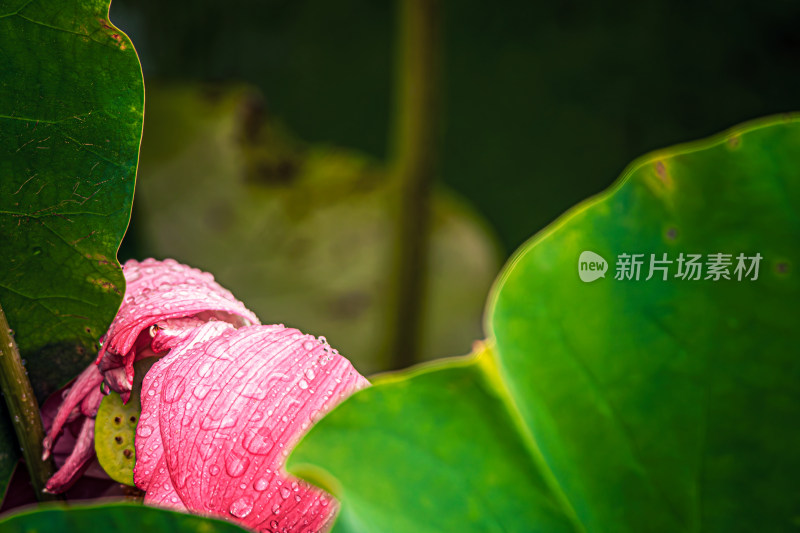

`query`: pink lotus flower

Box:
[42,259,369,532]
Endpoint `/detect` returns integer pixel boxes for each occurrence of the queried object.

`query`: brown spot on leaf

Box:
[655,160,666,180]
[666,227,678,240]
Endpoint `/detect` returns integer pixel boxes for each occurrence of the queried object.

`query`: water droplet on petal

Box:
[239,380,268,400]
[280,487,291,499]
[193,383,213,399]
[242,426,274,455]
[298,379,308,390]
[209,465,220,476]
[163,378,186,403]
[254,477,269,491]
[137,425,152,438]
[304,369,315,380]
[200,412,238,431]
[198,362,212,377]
[230,496,254,518]
[272,504,281,514]
[225,450,250,477]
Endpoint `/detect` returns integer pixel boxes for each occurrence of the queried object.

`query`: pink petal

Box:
[44,417,95,493]
[96,258,260,393]
[142,456,188,512]
[135,321,235,492]
[42,364,103,461]
[79,383,104,418]
[136,325,369,532]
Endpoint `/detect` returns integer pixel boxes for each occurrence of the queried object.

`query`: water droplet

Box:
[302,340,315,351]
[298,379,308,390]
[197,362,212,377]
[281,416,288,423]
[239,380,268,400]
[137,425,152,438]
[230,496,254,518]
[197,435,216,459]
[280,487,291,499]
[163,378,186,403]
[242,426,274,455]
[209,465,220,476]
[270,520,279,529]
[200,412,238,431]
[193,383,213,399]
[304,368,315,380]
[254,477,270,491]
[272,504,281,514]
[225,450,250,477]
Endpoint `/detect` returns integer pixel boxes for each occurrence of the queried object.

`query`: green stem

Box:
[387,0,442,370]
[0,302,59,500]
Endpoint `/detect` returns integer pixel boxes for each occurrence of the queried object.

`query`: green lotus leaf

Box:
[0,502,249,532]
[0,0,143,496]
[289,115,800,532]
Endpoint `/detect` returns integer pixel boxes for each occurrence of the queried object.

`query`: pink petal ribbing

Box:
[142,456,188,512]
[96,258,259,393]
[136,325,369,532]
[134,320,236,492]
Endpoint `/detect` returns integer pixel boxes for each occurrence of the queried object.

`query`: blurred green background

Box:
[110,0,800,372]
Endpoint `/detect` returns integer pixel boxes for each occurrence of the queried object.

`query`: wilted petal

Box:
[136,324,369,532]
[79,384,104,418]
[44,417,95,493]
[97,258,260,394]
[42,364,103,461]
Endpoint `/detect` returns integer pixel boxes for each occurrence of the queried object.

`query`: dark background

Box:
[111,0,800,255]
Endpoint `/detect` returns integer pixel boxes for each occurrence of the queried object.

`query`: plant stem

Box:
[0,302,59,500]
[387,0,442,370]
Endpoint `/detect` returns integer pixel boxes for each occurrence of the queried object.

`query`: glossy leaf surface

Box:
[0,503,249,532]
[0,0,143,502]
[0,0,144,398]
[290,116,800,532]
